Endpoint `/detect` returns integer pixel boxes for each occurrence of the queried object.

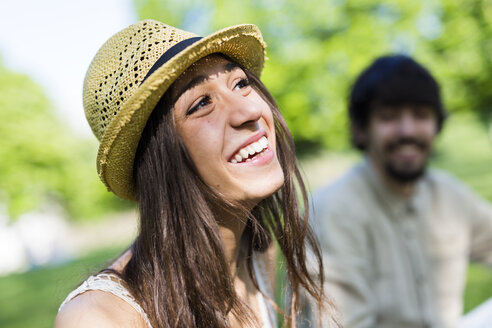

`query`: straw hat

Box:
[83,19,266,201]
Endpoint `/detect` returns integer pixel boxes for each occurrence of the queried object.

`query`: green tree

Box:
[0,61,130,221]
[133,0,492,153]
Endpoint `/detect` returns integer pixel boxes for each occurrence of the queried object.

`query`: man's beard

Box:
[384,162,426,183]
[383,137,430,183]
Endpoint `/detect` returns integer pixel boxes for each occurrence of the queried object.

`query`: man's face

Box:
[364,105,438,183]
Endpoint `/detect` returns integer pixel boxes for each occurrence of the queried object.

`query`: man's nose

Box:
[398,113,419,136]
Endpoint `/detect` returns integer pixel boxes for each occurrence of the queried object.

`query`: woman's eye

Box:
[234,78,250,90]
[187,95,211,115]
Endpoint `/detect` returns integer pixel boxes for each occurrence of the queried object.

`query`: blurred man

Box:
[311,55,492,328]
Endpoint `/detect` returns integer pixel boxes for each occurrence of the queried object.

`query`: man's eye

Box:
[376,110,397,121]
[187,95,211,115]
[414,109,433,120]
[234,78,250,90]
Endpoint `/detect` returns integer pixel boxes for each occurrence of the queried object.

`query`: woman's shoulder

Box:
[55,251,149,328]
[55,288,148,328]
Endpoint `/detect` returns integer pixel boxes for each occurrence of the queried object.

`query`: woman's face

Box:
[172,55,285,206]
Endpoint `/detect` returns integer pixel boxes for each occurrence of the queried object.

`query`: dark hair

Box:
[120,58,330,327]
[348,54,447,150]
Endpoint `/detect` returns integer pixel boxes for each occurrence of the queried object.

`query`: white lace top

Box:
[59,254,277,328]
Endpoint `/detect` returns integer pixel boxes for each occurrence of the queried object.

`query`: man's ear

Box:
[351,124,368,150]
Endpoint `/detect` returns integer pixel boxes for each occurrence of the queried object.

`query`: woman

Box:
[55,19,330,328]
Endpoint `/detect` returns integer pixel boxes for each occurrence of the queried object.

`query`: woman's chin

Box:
[235,175,285,207]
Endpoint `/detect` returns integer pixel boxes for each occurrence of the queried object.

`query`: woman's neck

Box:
[217,212,247,277]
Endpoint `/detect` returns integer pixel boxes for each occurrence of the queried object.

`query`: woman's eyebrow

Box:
[176,75,209,100]
[224,62,239,72]
[173,62,241,103]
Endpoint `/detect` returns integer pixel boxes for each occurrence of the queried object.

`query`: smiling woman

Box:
[54,19,334,328]
[172,56,284,206]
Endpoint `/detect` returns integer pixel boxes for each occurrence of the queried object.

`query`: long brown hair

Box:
[123,58,328,327]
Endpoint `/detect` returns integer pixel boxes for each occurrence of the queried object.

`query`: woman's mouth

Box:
[230,136,269,164]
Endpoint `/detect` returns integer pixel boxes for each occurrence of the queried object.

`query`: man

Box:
[311,55,492,328]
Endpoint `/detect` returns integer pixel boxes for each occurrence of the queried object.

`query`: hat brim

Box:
[96,24,266,201]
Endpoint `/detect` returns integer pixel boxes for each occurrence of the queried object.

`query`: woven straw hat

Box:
[83,19,266,201]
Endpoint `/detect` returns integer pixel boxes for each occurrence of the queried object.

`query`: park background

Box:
[1,0,492,327]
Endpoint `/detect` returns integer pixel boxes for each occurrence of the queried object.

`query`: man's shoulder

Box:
[313,162,370,204]
[424,168,491,212]
[425,168,471,195]
[311,162,373,223]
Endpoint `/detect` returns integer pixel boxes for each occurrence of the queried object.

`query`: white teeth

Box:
[246,145,255,155]
[230,136,270,163]
[239,149,249,159]
[259,136,268,148]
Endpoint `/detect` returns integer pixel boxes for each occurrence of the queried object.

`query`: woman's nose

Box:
[226,93,263,128]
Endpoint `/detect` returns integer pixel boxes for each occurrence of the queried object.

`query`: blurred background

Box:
[1,0,492,327]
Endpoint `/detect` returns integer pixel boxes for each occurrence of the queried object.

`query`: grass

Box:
[464,264,492,313]
[0,246,125,328]
[0,246,490,328]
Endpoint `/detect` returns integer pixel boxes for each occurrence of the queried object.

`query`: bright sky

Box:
[0,0,137,136]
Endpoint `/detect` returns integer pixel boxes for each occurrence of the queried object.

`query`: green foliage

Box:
[431,112,492,201]
[133,0,492,152]
[0,63,131,221]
